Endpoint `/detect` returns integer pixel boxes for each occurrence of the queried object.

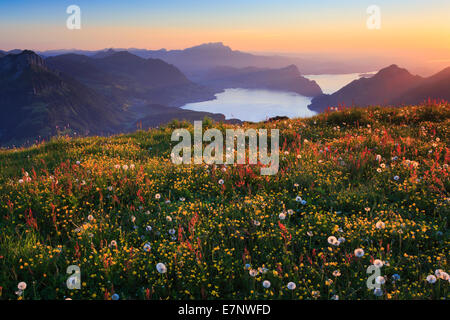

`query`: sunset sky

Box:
[1,0,449,64]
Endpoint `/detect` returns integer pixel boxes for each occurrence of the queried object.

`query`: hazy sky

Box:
[1,0,449,61]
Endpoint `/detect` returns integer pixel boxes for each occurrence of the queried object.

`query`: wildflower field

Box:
[0,104,448,300]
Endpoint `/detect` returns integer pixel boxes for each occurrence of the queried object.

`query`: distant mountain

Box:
[308,65,425,112]
[197,65,322,97]
[46,51,217,107]
[0,50,124,145]
[38,43,383,76]
[391,67,450,105]
[91,48,117,59]
[0,50,237,146]
[0,49,23,57]
[136,43,307,79]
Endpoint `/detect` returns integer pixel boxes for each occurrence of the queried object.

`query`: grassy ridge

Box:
[0,104,448,300]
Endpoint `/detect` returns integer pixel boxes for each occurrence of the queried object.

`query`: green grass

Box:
[0,104,448,300]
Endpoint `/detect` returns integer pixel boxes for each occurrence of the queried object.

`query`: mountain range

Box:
[46,51,216,107]
[308,65,450,112]
[0,50,237,146]
[38,43,386,76]
[0,50,124,145]
[194,64,322,97]
[1,44,449,146]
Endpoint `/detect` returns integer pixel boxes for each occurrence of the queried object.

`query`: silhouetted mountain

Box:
[392,67,450,105]
[0,49,24,57]
[308,65,424,112]
[124,43,381,78]
[46,51,217,107]
[36,43,389,75]
[0,50,238,146]
[91,48,117,59]
[197,65,322,97]
[0,50,124,145]
[139,43,296,79]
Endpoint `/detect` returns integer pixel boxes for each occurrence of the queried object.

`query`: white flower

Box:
[279,212,286,220]
[307,231,313,237]
[218,179,224,185]
[287,282,296,290]
[17,282,27,290]
[375,276,386,285]
[426,275,437,284]
[327,236,339,246]
[249,269,258,277]
[354,248,365,258]
[155,193,161,199]
[439,272,449,281]
[373,259,384,268]
[76,161,81,165]
[143,243,151,252]
[375,221,385,229]
[156,262,167,274]
[122,164,129,171]
[295,196,302,202]
[87,214,94,221]
[166,216,172,222]
[262,280,271,288]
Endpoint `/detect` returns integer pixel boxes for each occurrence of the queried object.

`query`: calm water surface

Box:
[182,73,375,122]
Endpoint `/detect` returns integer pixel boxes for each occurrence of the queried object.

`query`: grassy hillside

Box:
[0,103,448,300]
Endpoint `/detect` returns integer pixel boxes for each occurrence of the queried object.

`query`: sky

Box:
[0,0,449,71]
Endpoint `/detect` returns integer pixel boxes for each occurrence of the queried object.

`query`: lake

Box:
[182,72,375,122]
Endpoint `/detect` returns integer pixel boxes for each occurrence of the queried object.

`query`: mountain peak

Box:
[92,48,118,59]
[100,50,142,61]
[186,42,232,52]
[0,49,47,72]
[282,64,300,73]
[375,64,412,78]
